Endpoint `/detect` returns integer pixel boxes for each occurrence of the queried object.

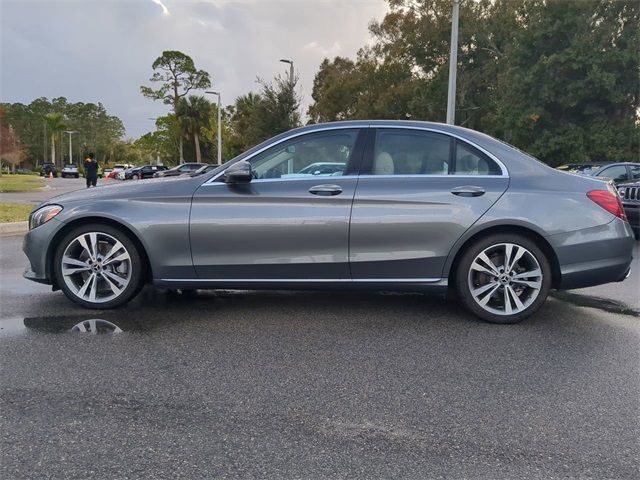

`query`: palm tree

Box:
[43,113,66,167]
[177,96,213,163]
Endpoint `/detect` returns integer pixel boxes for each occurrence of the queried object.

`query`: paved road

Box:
[1,234,638,479]
[1,176,104,205]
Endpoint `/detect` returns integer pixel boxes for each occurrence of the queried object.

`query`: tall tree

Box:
[43,113,66,168]
[140,51,212,163]
[176,96,213,163]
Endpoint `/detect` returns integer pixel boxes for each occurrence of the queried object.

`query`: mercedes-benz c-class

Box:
[23,121,634,323]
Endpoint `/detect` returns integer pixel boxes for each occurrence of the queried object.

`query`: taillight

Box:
[587,189,627,221]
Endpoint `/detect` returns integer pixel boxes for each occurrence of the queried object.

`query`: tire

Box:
[53,224,145,309]
[132,174,139,180]
[455,233,552,324]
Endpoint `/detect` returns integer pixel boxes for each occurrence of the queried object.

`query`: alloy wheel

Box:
[467,243,543,316]
[60,231,132,304]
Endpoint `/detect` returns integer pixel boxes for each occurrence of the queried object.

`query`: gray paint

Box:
[23,120,635,295]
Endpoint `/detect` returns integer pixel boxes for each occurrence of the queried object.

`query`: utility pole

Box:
[205,91,222,165]
[446,0,460,125]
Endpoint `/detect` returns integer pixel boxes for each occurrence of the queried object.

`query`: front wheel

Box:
[456,234,552,324]
[53,224,144,309]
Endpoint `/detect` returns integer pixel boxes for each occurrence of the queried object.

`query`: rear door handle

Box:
[451,185,486,197]
[309,184,343,196]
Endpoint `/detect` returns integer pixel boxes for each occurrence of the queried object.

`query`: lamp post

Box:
[446,0,460,125]
[205,91,222,165]
[63,130,78,165]
[279,58,294,85]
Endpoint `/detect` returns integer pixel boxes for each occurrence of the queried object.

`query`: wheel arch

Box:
[446,223,561,290]
[47,216,153,288]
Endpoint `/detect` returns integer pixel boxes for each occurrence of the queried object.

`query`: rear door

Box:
[349,127,509,281]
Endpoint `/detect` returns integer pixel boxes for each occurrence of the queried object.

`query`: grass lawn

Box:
[0,203,33,223]
[0,175,44,193]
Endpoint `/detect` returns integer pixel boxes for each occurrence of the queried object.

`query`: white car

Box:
[61,164,79,178]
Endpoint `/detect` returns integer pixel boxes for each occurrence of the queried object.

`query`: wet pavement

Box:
[1,233,639,479]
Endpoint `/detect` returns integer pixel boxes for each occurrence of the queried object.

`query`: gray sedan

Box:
[23,121,634,323]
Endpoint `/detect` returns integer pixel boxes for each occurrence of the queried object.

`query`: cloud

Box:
[0,0,388,138]
[151,0,170,15]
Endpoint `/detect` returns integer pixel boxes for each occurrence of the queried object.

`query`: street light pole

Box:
[446,0,460,125]
[279,58,294,85]
[205,91,222,165]
[63,131,78,165]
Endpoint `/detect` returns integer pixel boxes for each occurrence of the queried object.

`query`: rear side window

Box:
[630,164,640,180]
[453,141,502,176]
[372,130,451,175]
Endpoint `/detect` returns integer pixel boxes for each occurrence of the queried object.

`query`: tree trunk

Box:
[50,134,56,167]
[194,132,201,163]
[179,137,184,163]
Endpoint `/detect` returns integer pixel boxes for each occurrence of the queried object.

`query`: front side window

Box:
[250,129,359,180]
[596,165,628,183]
[629,164,640,180]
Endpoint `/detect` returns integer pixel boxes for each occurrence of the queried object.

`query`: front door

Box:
[349,127,509,281]
[190,128,366,281]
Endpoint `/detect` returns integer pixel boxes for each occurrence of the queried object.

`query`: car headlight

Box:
[29,204,63,230]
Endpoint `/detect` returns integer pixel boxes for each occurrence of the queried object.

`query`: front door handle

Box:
[309,184,343,196]
[451,185,486,197]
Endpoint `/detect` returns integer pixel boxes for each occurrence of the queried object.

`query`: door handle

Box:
[309,184,343,196]
[451,185,486,197]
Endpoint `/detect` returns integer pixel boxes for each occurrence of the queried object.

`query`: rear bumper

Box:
[549,218,634,290]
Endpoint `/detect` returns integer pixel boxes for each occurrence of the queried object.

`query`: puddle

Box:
[552,291,640,317]
[0,314,150,337]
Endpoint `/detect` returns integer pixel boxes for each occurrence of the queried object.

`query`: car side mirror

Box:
[224,161,252,184]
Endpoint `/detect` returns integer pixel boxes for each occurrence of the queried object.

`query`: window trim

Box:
[202,124,509,186]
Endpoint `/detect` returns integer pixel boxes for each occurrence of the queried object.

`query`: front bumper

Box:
[549,218,635,290]
[22,217,65,286]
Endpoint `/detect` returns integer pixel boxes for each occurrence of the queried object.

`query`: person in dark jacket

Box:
[84,153,98,188]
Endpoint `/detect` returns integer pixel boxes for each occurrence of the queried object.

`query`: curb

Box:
[0,221,28,235]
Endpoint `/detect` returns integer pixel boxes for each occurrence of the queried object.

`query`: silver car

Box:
[23,121,634,323]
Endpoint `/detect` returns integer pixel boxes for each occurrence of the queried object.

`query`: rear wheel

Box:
[53,224,144,309]
[456,234,551,324]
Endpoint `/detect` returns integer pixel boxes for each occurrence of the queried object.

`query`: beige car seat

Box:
[374,152,394,175]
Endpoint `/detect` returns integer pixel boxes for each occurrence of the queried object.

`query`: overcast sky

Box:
[1,0,388,138]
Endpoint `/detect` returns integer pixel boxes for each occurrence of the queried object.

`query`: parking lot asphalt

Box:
[1,232,639,479]
[1,176,104,205]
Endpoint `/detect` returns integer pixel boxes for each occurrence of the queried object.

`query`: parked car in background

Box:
[618,181,640,239]
[154,163,207,178]
[556,163,605,176]
[61,164,79,178]
[586,162,640,185]
[190,164,218,176]
[23,121,634,324]
[107,164,132,180]
[40,163,58,177]
[127,165,168,180]
[103,168,113,178]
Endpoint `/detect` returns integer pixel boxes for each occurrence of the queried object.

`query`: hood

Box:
[41,175,202,206]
